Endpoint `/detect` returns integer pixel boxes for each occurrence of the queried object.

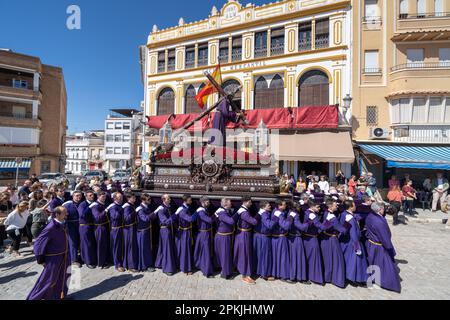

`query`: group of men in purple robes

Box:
[27,188,401,299]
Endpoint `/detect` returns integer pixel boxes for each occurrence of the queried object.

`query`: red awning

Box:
[147,105,338,131]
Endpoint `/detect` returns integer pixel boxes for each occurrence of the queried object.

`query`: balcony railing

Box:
[197,56,208,67]
[231,48,242,62]
[315,35,329,49]
[157,62,165,73]
[185,59,195,69]
[0,112,36,120]
[219,54,228,63]
[298,38,312,51]
[254,47,267,58]
[363,68,382,74]
[270,44,284,56]
[398,12,450,19]
[362,16,382,23]
[391,61,450,71]
[167,61,175,71]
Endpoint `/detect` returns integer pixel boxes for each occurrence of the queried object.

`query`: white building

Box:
[104,109,140,174]
[65,131,105,175]
[65,133,90,175]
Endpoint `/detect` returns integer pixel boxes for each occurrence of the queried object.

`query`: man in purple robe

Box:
[176,195,198,275]
[287,202,310,284]
[252,201,275,281]
[339,200,369,285]
[234,196,258,284]
[27,206,71,300]
[91,191,110,268]
[62,191,82,267]
[209,99,242,147]
[271,200,292,283]
[194,196,215,277]
[320,199,349,288]
[136,193,157,272]
[155,194,178,276]
[48,187,65,215]
[78,190,97,268]
[365,202,401,293]
[107,192,125,272]
[303,201,325,285]
[123,193,139,272]
[214,198,238,279]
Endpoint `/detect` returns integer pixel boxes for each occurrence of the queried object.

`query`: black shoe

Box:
[281,279,296,284]
[147,267,156,272]
[443,219,448,225]
[87,265,96,269]
[164,272,174,276]
[301,280,312,285]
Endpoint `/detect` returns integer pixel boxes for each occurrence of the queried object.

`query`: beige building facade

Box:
[352,0,450,184]
[0,49,67,185]
[142,0,355,179]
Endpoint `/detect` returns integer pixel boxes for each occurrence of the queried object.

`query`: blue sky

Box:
[0,0,268,134]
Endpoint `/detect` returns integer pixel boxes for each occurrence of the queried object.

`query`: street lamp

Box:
[159,121,173,144]
[339,94,352,125]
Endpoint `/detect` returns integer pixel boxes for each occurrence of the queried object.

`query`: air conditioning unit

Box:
[368,127,390,140]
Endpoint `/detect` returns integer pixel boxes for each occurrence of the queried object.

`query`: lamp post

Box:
[342,94,353,125]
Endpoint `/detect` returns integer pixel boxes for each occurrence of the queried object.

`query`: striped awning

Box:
[359,144,450,170]
[0,159,32,171]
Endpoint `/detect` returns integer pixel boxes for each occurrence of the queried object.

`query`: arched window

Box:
[298,70,329,106]
[269,74,284,108]
[254,76,269,109]
[184,85,198,114]
[435,0,444,15]
[399,0,408,18]
[417,0,426,17]
[157,88,175,115]
[222,79,242,107]
[254,75,284,109]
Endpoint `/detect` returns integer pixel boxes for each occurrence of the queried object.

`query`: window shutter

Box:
[429,97,443,123]
[412,98,426,123]
[400,98,411,123]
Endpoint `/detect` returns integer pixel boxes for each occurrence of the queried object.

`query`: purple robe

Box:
[209,100,239,147]
[78,200,97,266]
[233,206,258,277]
[288,211,309,281]
[62,200,81,264]
[123,202,139,270]
[214,207,238,278]
[155,204,177,274]
[302,209,324,284]
[107,202,124,269]
[365,212,401,293]
[91,201,110,267]
[27,219,71,300]
[194,206,215,277]
[253,209,275,278]
[339,211,368,283]
[48,197,64,215]
[270,209,292,280]
[175,204,196,273]
[320,210,347,288]
[136,204,156,271]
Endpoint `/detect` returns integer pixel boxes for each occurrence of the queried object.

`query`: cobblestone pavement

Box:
[1,217,449,300]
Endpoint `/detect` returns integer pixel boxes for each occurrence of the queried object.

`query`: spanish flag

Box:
[195,63,222,109]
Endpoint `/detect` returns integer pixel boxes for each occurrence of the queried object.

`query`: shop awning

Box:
[0,159,32,171]
[359,144,450,170]
[272,131,355,163]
